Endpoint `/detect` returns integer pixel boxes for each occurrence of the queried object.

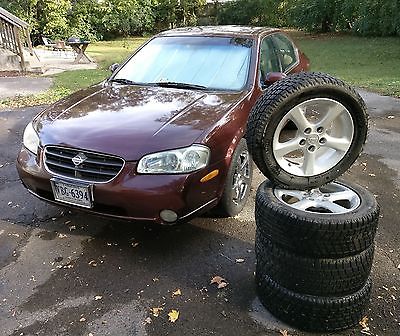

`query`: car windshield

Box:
[113,36,253,91]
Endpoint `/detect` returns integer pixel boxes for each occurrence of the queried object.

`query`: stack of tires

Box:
[246,73,379,332]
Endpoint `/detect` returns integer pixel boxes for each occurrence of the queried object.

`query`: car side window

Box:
[259,36,281,84]
[271,33,298,72]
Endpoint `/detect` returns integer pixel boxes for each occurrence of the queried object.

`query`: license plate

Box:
[50,179,93,208]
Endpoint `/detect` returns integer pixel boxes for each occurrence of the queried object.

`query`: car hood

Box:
[35,84,245,161]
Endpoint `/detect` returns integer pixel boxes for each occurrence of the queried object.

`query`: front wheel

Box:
[216,139,253,217]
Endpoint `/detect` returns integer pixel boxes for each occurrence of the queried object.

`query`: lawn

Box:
[1,33,399,108]
[290,31,400,97]
[0,38,148,108]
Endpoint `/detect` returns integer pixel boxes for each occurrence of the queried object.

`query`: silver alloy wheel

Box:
[274,181,361,214]
[273,98,354,176]
[232,150,251,205]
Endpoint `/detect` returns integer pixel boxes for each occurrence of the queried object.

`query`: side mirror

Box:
[109,63,120,73]
[264,72,287,86]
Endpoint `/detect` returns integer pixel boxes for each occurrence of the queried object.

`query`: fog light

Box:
[160,209,178,223]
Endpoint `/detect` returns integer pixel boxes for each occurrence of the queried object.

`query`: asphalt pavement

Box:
[0,77,52,99]
[0,90,399,336]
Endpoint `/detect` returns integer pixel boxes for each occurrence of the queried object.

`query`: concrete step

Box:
[0,48,21,71]
[23,49,44,73]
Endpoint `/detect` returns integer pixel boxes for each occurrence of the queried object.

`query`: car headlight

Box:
[137,145,210,174]
[23,122,40,154]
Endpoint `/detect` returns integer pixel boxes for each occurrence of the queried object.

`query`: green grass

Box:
[1,33,399,108]
[0,38,148,108]
[290,31,400,97]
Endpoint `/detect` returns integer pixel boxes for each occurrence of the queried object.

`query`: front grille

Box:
[44,146,124,183]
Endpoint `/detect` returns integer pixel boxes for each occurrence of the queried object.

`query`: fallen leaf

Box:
[168,309,179,322]
[279,330,289,336]
[172,289,182,297]
[359,316,369,329]
[69,225,76,231]
[152,278,159,282]
[211,275,228,289]
[218,282,228,289]
[58,233,67,238]
[79,317,86,322]
[144,317,152,324]
[388,115,395,119]
[368,173,376,177]
[88,260,97,267]
[150,307,163,317]
[235,258,245,263]
[94,295,102,301]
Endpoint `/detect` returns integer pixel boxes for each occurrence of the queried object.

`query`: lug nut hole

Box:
[299,139,306,146]
[319,137,327,144]
[317,127,324,133]
[308,145,316,152]
[304,128,312,134]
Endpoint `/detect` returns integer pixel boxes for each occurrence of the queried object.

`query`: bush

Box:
[286,0,400,36]
[217,0,286,27]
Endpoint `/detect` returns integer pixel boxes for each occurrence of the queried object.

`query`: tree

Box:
[154,0,206,30]
[37,0,71,38]
[98,0,156,37]
[217,0,285,27]
[67,0,101,40]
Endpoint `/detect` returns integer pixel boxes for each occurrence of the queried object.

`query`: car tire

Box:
[246,72,368,190]
[255,232,374,296]
[256,273,372,332]
[216,138,253,217]
[255,179,379,257]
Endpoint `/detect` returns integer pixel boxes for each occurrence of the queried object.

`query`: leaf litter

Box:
[210,276,228,289]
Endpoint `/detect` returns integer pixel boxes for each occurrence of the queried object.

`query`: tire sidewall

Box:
[258,178,375,224]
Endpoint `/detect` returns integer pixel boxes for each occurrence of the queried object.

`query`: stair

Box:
[0,47,43,73]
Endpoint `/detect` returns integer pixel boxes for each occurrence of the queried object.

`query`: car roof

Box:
[157,25,280,38]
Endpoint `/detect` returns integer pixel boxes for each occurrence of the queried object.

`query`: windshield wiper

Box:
[109,78,136,85]
[149,82,208,90]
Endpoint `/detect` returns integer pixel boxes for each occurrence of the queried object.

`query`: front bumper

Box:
[16,147,225,224]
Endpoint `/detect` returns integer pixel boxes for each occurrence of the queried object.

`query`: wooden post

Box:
[25,27,40,61]
[13,26,26,72]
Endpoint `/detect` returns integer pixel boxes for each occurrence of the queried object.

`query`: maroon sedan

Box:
[17,26,309,224]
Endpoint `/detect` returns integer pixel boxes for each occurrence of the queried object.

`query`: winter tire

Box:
[246,72,368,190]
[216,138,253,216]
[255,179,379,257]
[256,273,372,332]
[255,232,374,296]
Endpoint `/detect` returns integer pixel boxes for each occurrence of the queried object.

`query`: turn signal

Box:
[200,169,219,183]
